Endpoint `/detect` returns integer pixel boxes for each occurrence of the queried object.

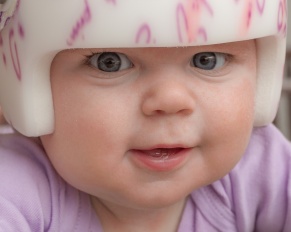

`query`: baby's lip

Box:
[136,144,190,150]
[130,146,192,171]
[132,144,192,158]
[140,148,184,158]
[132,144,191,157]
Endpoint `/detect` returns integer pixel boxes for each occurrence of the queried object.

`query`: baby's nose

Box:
[141,80,195,116]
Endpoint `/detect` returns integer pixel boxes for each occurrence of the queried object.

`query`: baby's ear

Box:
[0,0,18,31]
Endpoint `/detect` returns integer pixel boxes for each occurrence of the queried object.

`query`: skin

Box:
[41,40,257,232]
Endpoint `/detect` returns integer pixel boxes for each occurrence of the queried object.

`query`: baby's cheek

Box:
[199,91,255,180]
[203,80,256,147]
[233,82,256,124]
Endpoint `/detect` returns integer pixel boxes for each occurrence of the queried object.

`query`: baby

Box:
[0,0,290,231]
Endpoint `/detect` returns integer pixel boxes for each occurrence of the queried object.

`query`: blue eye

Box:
[191,52,227,70]
[88,52,133,72]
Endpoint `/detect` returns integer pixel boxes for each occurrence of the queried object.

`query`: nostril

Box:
[155,110,164,115]
[154,108,192,115]
[142,99,195,116]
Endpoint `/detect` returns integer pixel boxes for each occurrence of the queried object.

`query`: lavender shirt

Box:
[0,124,290,231]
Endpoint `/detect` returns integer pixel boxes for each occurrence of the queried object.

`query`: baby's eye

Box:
[88,52,133,72]
[191,52,228,70]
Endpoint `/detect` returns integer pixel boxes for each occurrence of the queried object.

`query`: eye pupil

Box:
[193,52,217,70]
[98,52,121,72]
[104,59,115,68]
[200,55,212,65]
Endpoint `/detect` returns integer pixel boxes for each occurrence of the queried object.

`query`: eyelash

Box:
[84,52,99,66]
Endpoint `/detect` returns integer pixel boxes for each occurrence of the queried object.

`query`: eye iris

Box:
[193,52,216,70]
[98,52,121,72]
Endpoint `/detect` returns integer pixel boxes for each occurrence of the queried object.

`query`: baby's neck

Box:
[91,197,187,232]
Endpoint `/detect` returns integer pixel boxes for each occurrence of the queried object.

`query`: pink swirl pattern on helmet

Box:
[9,23,24,80]
[67,0,91,46]
[106,0,116,5]
[277,0,287,36]
[0,0,19,30]
[238,0,265,35]
[0,0,23,81]
[177,0,213,43]
[136,23,153,44]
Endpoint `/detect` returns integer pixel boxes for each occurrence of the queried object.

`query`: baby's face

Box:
[41,40,256,210]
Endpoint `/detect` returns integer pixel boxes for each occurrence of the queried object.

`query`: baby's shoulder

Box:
[0,133,59,230]
[0,133,58,189]
[0,133,99,231]
[186,125,291,231]
[0,133,54,190]
[237,124,291,172]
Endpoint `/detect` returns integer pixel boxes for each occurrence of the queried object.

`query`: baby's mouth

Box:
[130,147,191,171]
[142,148,183,159]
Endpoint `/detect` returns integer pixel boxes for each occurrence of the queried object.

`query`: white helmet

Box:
[0,0,287,136]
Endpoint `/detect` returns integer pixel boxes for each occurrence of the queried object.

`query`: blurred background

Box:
[276,2,291,140]
[1,7,291,138]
